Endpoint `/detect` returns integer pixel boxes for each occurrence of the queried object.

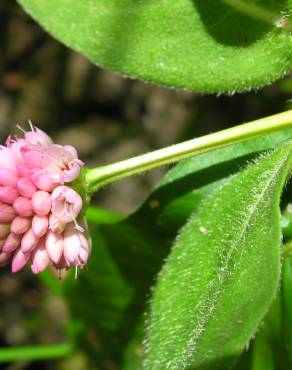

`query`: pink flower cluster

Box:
[0,123,91,277]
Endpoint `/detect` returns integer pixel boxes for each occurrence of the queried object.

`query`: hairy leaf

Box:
[18,0,292,93]
[64,130,292,369]
[145,144,292,370]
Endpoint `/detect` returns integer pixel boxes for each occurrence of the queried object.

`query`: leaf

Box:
[18,0,292,93]
[235,267,292,370]
[85,206,124,225]
[282,254,292,366]
[63,130,292,369]
[249,297,282,370]
[144,144,292,370]
[64,221,165,368]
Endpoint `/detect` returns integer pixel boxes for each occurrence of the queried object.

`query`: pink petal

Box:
[49,214,66,234]
[63,223,90,266]
[22,150,42,169]
[11,216,31,235]
[32,191,52,216]
[0,168,18,187]
[51,186,83,223]
[25,128,53,148]
[16,178,37,198]
[64,145,78,158]
[31,239,50,274]
[31,170,56,192]
[46,231,64,264]
[0,186,19,204]
[32,215,48,238]
[17,164,31,178]
[12,249,30,273]
[21,228,39,253]
[63,165,80,183]
[0,148,19,173]
[0,204,16,222]
[13,197,33,217]
[3,233,21,253]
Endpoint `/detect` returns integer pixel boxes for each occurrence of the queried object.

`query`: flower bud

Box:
[32,191,52,216]
[13,197,33,217]
[31,170,56,192]
[0,123,89,275]
[0,169,18,187]
[11,217,31,235]
[21,149,42,169]
[63,223,91,267]
[31,238,50,274]
[21,228,39,253]
[0,186,19,204]
[0,204,16,222]
[17,178,37,198]
[32,215,48,238]
[12,248,30,273]
[3,233,21,253]
[25,128,53,148]
[46,231,64,264]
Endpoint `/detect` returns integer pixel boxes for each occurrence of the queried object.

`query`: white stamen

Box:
[16,124,26,134]
[28,119,35,132]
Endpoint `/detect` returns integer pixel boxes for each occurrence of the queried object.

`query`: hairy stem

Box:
[85,110,292,193]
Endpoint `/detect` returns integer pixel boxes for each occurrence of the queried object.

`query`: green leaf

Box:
[249,297,281,370]
[18,0,292,93]
[282,254,292,366]
[64,221,164,368]
[235,275,291,370]
[144,144,292,370]
[63,130,292,368]
[85,206,124,225]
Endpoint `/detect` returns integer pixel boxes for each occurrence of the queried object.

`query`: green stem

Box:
[0,343,73,362]
[85,110,292,193]
[222,0,288,28]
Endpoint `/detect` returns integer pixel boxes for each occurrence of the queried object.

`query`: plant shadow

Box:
[192,0,287,47]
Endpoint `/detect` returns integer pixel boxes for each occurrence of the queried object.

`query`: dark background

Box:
[0,1,291,369]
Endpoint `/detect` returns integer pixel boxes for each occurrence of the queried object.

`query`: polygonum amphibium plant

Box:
[3,1,292,370]
[1,111,292,370]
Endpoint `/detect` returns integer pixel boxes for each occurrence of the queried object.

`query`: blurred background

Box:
[0,1,292,369]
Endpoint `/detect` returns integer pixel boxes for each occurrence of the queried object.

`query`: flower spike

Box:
[0,123,90,276]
